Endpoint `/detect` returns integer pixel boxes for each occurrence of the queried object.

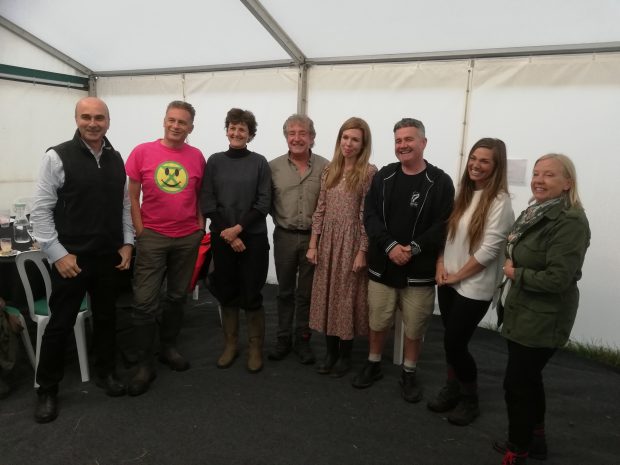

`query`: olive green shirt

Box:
[270,151,329,231]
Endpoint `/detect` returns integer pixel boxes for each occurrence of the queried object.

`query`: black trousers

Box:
[209,233,269,311]
[504,339,556,449]
[37,252,124,393]
[437,285,490,383]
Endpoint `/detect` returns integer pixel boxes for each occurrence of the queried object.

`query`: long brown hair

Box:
[447,138,509,253]
[325,117,372,192]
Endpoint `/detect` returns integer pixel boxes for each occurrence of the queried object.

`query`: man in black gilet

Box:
[30,97,134,423]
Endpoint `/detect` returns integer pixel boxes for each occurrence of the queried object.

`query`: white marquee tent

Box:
[1,0,619,346]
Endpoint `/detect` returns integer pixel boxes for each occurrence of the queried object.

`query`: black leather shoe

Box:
[352,361,383,389]
[34,393,58,424]
[315,352,338,374]
[293,336,316,365]
[158,346,190,371]
[94,374,127,397]
[128,364,157,397]
[400,369,423,403]
[330,356,352,378]
[268,336,292,361]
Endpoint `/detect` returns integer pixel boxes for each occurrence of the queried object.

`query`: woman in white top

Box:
[428,138,514,426]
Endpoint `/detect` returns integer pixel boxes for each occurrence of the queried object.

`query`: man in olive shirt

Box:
[268,115,329,364]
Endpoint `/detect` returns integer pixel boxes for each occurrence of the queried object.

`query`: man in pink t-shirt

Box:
[125,100,206,396]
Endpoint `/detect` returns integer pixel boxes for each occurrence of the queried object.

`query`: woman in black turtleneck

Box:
[200,108,272,373]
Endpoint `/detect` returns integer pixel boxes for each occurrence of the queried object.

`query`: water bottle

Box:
[13,203,30,243]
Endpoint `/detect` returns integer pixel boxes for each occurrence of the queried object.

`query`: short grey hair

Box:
[393,118,425,138]
[282,114,316,139]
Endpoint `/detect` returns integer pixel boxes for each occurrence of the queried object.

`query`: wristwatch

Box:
[410,242,421,256]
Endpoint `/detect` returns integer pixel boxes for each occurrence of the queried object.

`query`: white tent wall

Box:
[0,80,84,209]
[1,22,619,345]
[466,54,620,343]
[0,26,86,212]
[306,61,471,181]
[96,75,186,157]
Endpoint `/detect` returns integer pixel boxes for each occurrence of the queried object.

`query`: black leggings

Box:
[504,340,555,449]
[437,285,490,383]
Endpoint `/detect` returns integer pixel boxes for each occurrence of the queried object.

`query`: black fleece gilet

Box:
[50,130,125,255]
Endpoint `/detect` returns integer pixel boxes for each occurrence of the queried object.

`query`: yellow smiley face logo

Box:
[155,161,188,194]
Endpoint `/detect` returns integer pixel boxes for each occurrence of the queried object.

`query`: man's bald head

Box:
[74,97,110,151]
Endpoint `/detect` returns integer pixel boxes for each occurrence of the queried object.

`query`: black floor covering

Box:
[1,284,619,465]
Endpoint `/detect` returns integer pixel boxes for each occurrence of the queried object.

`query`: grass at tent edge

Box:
[481,323,620,371]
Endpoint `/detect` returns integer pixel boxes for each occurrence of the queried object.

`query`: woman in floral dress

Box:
[307,117,377,378]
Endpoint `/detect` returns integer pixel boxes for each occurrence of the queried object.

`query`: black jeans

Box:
[210,233,269,311]
[504,339,556,449]
[437,285,490,383]
[37,252,124,393]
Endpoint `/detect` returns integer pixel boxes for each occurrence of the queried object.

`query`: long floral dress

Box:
[309,164,377,340]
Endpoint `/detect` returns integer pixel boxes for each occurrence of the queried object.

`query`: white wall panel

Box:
[96,75,186,158]
[184,68,299,159]
[307,61,470,182]
[0,80,84,210]
[467,54,620,345]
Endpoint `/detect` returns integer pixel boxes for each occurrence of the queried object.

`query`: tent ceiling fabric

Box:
[263,0,620,59]
[1,0,620,75]
[0,0,289,72]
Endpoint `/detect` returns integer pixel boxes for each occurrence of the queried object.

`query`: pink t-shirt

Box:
[126,140,206,237]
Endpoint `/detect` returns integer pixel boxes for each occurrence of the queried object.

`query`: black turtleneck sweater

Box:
[200,147,272,236]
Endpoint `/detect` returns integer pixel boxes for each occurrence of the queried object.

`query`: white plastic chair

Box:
[14,250,92,387]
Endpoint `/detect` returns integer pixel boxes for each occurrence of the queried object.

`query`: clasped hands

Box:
[221,225,245,252]
[388,244,412,266]
[435,261,457,286]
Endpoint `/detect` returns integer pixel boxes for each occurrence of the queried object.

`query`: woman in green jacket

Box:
[494,154,590,465]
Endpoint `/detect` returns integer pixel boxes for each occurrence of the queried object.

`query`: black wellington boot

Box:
[128,324,157,397]
[316,335,340,374]
[330,339,353,378]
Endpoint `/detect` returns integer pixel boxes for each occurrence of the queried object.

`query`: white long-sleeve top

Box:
[443,190,514,301]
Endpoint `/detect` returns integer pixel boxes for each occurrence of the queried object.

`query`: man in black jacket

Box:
[30,97,134,423]
[352,118,454,403]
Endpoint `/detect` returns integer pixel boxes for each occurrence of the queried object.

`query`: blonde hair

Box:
[534,153,583,209]
[325,117,372,192]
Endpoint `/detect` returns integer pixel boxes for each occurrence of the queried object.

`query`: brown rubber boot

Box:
[246,308,265,373]
[217,307,240,368]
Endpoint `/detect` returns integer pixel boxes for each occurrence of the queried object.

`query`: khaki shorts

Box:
[367,280,435,340]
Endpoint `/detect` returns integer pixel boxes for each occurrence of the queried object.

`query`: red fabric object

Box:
[189,232,211,291]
